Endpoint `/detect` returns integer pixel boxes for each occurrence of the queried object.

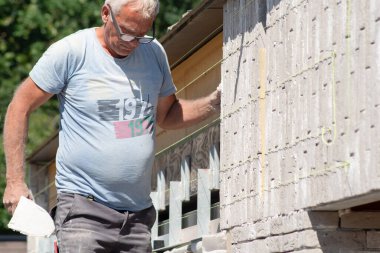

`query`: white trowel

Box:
[8,196,55,237]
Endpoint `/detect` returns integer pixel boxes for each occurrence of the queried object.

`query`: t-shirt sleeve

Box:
[29,39,72,94]
[151,40,177,97]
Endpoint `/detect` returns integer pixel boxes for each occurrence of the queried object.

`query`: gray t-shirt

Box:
[30,28,176,211]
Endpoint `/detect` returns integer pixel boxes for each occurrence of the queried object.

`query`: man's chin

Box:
[119,46,138,56]
[113,49,132,58]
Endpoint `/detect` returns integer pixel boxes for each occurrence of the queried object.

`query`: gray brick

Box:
[316,231,366,250]
[367,231,380,249]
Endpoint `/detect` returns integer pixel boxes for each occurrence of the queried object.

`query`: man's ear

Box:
[101,5,109,24]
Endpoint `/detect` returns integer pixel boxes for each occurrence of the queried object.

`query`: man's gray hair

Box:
[104,0,159,18]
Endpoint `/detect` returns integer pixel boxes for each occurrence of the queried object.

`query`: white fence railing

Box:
[151,141,221,251]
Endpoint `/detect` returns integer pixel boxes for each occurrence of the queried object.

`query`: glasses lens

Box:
[120,34,135,42]
[138,36,154,44]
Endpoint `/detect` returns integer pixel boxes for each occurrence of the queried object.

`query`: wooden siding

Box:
[155,33,222,153]
[48,162,57,210]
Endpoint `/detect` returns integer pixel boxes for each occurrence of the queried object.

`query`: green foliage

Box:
[0,135,10,233]
[0,0,203,234]
[0,0,104,135]
[156,0,203,35]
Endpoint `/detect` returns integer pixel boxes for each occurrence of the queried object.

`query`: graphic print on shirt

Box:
[97,94,154,139]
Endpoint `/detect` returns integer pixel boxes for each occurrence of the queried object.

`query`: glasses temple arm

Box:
[108,5,123,35]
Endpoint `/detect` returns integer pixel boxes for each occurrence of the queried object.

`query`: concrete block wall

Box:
[220,0,380,251]
[227,209,380,252]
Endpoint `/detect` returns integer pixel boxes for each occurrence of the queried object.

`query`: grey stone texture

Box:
[221,0,380,251]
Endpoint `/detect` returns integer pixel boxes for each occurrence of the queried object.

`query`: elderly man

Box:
[2,0,220,252]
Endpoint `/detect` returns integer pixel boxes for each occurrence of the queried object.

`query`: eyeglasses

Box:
[107,4,155,44]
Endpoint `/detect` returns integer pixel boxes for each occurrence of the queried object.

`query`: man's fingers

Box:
[9,206,15,215]
[3,182,33,215]
[3,195,24,215]
[209,89,221,112]
[5,203,15,215]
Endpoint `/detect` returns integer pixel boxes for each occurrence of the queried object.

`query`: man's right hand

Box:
[3,180,33,215]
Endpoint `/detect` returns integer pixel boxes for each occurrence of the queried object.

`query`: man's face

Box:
[102,4,154,58]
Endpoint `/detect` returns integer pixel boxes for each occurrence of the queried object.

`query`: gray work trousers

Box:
[52,193,156,253]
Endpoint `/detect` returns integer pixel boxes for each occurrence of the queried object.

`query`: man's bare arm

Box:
[156,87,220,130]
[3,77,53,214]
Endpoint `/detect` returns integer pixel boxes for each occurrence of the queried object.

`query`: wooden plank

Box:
[48,162,57,210]
[181,157,191,201]
[341,211,380,229]
[157,171,166,210]
[197,169,211,236]
[172,33,222,94]
[169,182,182,245]
[150,192,159,241]
[209,144,220,190]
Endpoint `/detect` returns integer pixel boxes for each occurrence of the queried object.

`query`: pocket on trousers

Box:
[55,193,77,229]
